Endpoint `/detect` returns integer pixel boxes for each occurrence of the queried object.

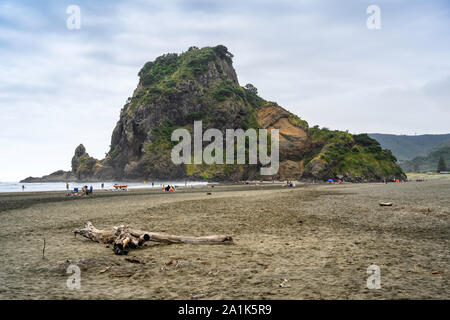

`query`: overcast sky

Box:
[0,0,449,181]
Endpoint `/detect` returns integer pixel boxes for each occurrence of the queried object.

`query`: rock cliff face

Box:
[256,105,310,179]
[21,45,406,183]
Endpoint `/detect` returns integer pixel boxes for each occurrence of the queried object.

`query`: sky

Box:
[0,0,449,181]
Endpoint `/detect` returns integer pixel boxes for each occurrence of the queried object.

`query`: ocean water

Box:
[0,181,208,193]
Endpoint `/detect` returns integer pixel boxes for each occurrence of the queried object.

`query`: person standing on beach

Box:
[101,183,104,189]
[22,185,25,191]
[66,182,69,190]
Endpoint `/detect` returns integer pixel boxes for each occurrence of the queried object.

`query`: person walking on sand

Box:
[66,182,69,190]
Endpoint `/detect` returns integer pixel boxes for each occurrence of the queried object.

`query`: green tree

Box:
[437,156,447,172]
[213,45,233,63]
[244,83,258,95]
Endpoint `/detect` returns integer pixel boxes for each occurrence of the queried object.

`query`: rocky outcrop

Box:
[20,144,102,183]
[71,144,87,173]
[21,170,72,183]
[22,45,406,183]
[70,144,101,180]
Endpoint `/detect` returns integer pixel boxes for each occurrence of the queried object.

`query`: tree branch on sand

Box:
[74,221,233,255]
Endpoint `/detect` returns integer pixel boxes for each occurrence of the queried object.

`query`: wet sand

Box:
[0,179,448,299]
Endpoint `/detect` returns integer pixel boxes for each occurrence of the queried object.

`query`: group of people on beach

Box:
[162,185,175,192]
[66,182,105,190]
[285,180,296,187]
[82,185,93,195]
[64,184,94,197]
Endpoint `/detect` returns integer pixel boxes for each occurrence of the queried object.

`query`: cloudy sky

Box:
[0,0,449,181]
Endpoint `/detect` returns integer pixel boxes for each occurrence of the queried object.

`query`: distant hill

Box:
[401,146,450,172]
[368,133,450,161]
[435,138,450,150]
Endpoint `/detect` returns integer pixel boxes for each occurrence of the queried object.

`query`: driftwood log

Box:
[74,221,233,255]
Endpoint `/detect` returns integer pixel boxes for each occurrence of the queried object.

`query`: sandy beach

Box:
[0,179,448,300]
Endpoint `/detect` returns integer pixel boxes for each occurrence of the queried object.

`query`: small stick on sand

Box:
[99,266,112,274]
[42,238,46,259]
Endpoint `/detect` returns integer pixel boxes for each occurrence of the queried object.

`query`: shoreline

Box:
[0,183,289,212]
[4,175,439,195]
[6,176,450,196]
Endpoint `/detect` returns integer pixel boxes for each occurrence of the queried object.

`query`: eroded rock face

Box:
[277,160,304,180]
[257,105,311,179]
[302,159,330,181]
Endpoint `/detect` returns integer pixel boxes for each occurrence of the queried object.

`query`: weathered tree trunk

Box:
[74,221,116,243]
[74,221,233,255]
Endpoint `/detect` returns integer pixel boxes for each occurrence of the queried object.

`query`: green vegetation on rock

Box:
[288,114,309,131]
[213,80,244,102]
[304,129,404,181]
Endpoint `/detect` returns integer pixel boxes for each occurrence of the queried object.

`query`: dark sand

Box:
[0,179,448,299]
